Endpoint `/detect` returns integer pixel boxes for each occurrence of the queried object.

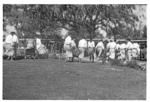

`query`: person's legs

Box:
[79,47,84,62]
[98,48,102,59]
[13,43,18,59]
[92,53,94,62]
[127,50,132,62]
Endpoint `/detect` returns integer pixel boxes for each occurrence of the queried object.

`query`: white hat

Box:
[36,31,41,35]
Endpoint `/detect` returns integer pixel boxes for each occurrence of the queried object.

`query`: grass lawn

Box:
[3,58,146,100]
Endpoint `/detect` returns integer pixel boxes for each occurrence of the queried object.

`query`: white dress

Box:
[119,43,126,60]
[96,41,104,57]
[126,41,133,61]
[78,39,87,58]
[64,36,73,57]
[132,43,140,58]
[107,42,116,59]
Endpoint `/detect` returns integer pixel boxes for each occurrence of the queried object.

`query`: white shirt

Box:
[36,38,42,49]
[78,39,87,48]
[126,41,133,50]
[120,43,126,50]
[88,41,95,48]
[116,44,120,50]
[64,36,72,45]
[107,41,116,49]
[132,43,140,54]
[5,34,13,44]
[96,41,104,49]
[71,40,76,47]
[12,35,19,43]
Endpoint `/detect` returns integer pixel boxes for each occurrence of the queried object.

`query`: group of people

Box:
[3,31,19,60]
[63,34,140,64]
[3,29,48,60]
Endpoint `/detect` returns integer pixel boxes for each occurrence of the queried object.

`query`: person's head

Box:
[99,39,102,42]
[35,32,41,38]
[109,39,113,42]
[11,32,16,35]
[90,38,92,42]
[126,38,131,42]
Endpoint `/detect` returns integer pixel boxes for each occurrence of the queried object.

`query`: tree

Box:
[3,4,141,40]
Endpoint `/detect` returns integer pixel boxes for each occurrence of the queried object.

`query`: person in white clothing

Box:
[12,32,19,58]
[87,39,95,62]
[115,40,120,59]
[3,33,14,60]
[5,33,13,45]
[78,38,87,62]
[126,38,133,62]
[71,39,80,61]
[107,39,116,60]
[71,39,76,48]
[36,37,42,50]
[96,40,104,60]
[118,42,126,61]
[63,34,73,62]
[36,35,48,55]
[132,43,140,59]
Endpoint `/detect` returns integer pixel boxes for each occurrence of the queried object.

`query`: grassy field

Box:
[3,58,146,100]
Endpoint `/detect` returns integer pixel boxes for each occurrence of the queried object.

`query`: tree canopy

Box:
[3,4,146,40]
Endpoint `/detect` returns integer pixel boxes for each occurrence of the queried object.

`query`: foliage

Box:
[3,4,145,40]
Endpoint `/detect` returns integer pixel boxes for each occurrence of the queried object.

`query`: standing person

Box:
[63,34,73,62]
[132,43,140,59]
[118,42,127,63]
[3,32,14,60]
[126,38,133,62]
[35,32,42,50]
[101,39,109,64]
[78,37,87,62]
[12,32,19,59]
[71,38,80,62]
[96,40,104,60]
[87,38,95,62]
[35,33,48,57]
[115,40,120,59]
[107,39,117,61]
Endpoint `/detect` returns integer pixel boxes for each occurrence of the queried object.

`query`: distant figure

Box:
[118,42,126,62]
[71,39,80,62]
[107,39,116,60]
[36,36,42,50]
[78,38,87,62]
[132,43,140,59]
[102,39,109,63]
[126,38,133,62]
[3,32,13,60]
[64,34,73,62]
[115,40,121,59]
[12,32,19,59]
[96,40,104,60]
[87,39,95,62]
[35,32,48,56]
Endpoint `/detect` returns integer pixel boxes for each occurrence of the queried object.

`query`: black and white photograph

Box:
[2,2,147,100]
